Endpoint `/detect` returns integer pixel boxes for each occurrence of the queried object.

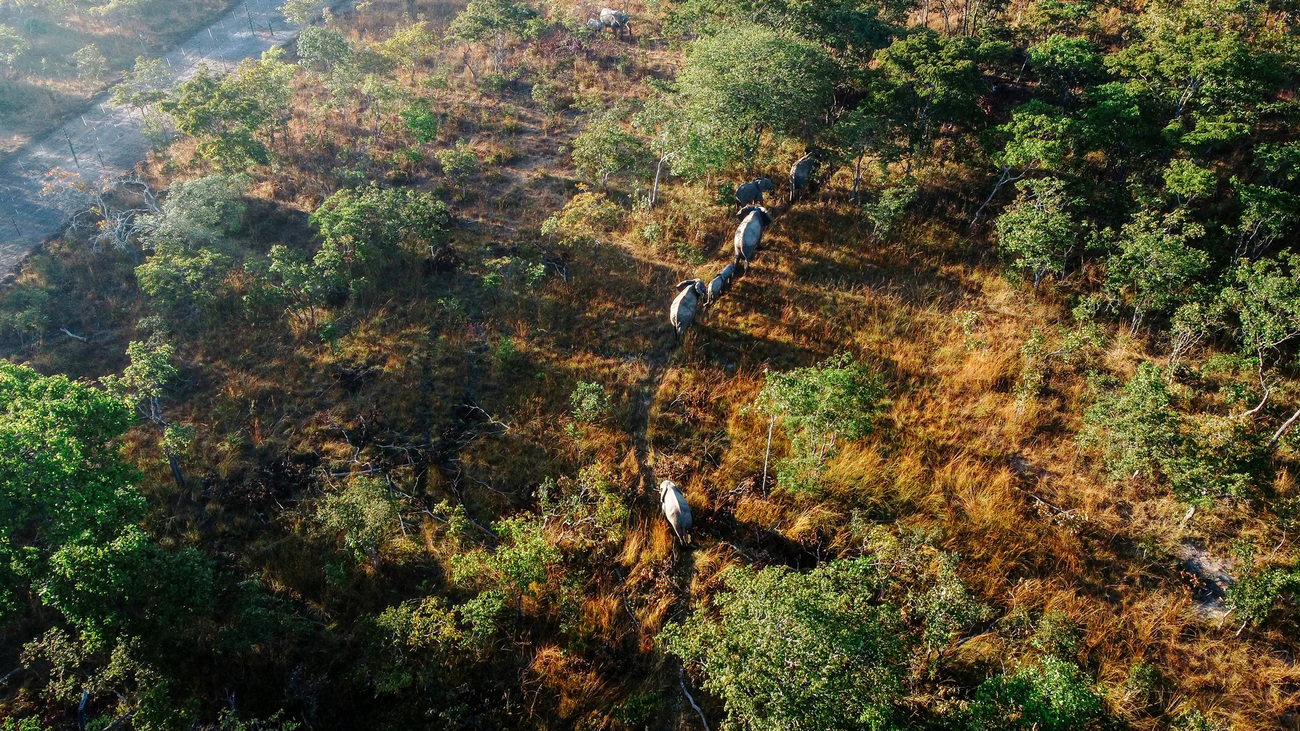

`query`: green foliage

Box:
[448,0,539,68]
[1164,159,1216,200]
[877,30,983,154]
[1225,543,1300,627]
[571,111,645,190]
[109,56,170,112]
[400,103,440,143]
[860,177,917,240]
[539,465,628,547]
[164,64,275,171]
[297,26,353,72]
[1104,209,1209,330]
[312,183,451,265]
[280,0,325,24]
[1219,251,1300,367]
[40,525,214,651]
[72,43,107,85]
[671,22,836,171]
[434,140,480,194]
[1078,363,1265,503]
[368,596,464,693]
[967,656,1106,731]
[135,175,247,317]
[316,476,402,560]
[541,191,623,245]
[451,514,561,640]
[995,177,1080,288]
[570,381,611,423]
[1028,34,1103,104]
[0,362,141,620]
[756,353,885,454]
[991,100,1076,175]
[372,21,434,81]
[662,532,980,731]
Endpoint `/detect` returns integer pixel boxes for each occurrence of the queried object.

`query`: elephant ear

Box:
[737,206,754,219]
[675,279,698,291]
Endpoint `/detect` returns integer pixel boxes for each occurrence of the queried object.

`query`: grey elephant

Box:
[733,205,772,263]
[670,278,707,339]
[598,7,631,37]
[735,177,775,206]
[790,151,819,202]
[706,262,737,305]
[659,479,693,544]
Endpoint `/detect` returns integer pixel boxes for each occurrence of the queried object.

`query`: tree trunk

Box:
[650,155,664,208]
[970,166,1014,229]
[1269,406,1300,450]
[166,448,186,489]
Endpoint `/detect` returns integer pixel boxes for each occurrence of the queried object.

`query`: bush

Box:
[967,657,1107,730]
[570,381,611,423]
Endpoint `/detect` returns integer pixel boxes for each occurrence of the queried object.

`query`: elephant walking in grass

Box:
[706,262,737,305]
[733,205,772,264]
[659,479,692,544]
[735,178,775,206]
[790,152,819,202]
[595,8,631,38]
[670,279,707,339]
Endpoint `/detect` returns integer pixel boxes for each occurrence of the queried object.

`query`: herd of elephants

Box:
[657,149,821,541]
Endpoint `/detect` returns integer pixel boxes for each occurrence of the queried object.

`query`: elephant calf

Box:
[659,479,693,544]
[670,279,706,338]
[733,205,772,263]
[706,262,737,305]
[735,177,775,206]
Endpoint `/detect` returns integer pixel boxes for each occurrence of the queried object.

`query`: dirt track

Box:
[0,0,317,272]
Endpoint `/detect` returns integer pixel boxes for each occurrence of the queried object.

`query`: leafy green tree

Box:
[280,0,325,25]
[0,362,142,621]
[448,0,538,71]
[1078,363,1263,503]
[755,353,885,492]
[110,56,171,116]
[100,339,192,488]
[434,141,480,197]
[228,47,298,149]
[1028,34,1104,107]
[374,21,435,83]
[662,533,979,731]
[297,26,353,73]
[1104,208,1209,332]
[663,558,908,730]
[163,65,273,171]
[570,381,611,423]
[1106,2,1289,149]
[571,111,645,190]
[1077,363,1182,484]
[451,515,561,641]
[41,525,214,651]
[972,101,1076,226]
[673,23,836,171]
[877,30,983,160]
[1164,159,1216,202]
[0,24,28,79]
[73,43,107,86]
[1224,543,1300,628]
[994,176,1080,289]
[135,175,246,318]
[312,183,451,266]
[316,476,402,562]
[967,657,1107,731]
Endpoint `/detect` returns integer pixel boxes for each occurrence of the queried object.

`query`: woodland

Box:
[2,0,1300,729]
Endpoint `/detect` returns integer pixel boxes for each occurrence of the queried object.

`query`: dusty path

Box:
[0,0,323,271]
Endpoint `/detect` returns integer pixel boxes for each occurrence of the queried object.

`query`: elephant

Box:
[735,177,776,206]
[706,262,737,305]
[733,205,772,263]
[585,17,605,31]
[790,151,819,202]
[670,279,707,338]
[659,479,692,544]
[598,8,631,37]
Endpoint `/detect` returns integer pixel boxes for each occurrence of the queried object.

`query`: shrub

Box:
[967,657,1107,730]
[570,381,611,423]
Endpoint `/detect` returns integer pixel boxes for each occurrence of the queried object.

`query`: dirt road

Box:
[0,0,315,271]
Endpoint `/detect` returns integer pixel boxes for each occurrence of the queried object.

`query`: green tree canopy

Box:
[995,176,1080,289]
[672,22,836,171]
